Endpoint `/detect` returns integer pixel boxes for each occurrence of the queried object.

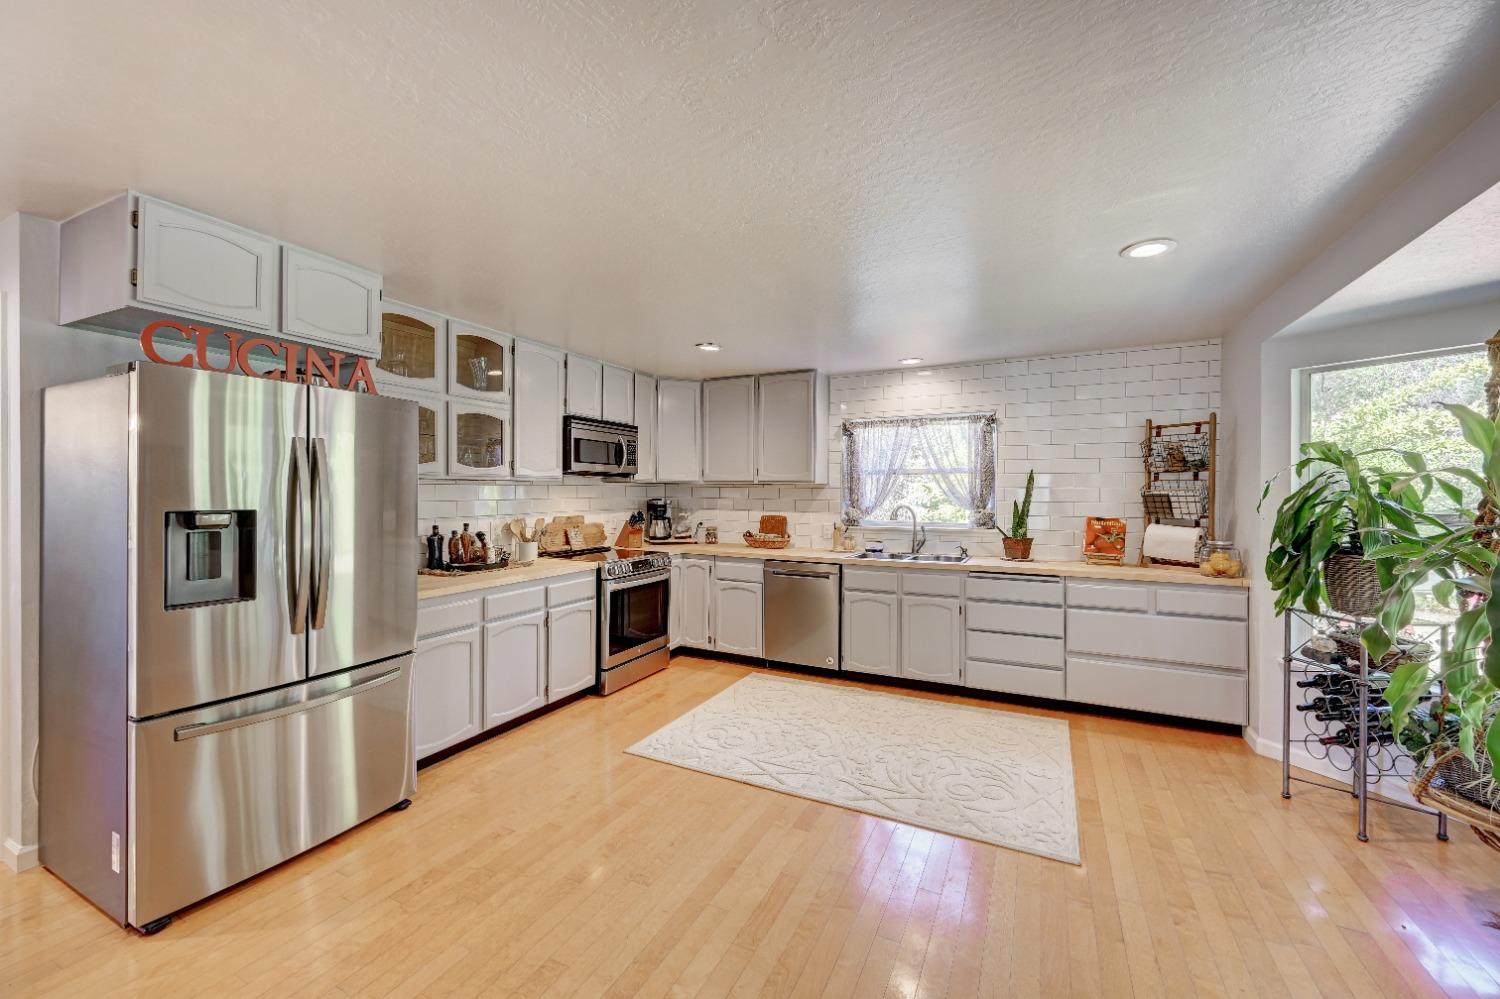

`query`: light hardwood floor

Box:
[3,656,1499,998]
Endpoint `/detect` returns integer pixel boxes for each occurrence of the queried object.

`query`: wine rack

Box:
[1280,607,1449,843]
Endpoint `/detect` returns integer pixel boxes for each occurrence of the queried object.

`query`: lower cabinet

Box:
[668,559,683,648]
[413,625,483,758]
[900,595,962,684]
[547,599,598,701]
[483,609,547,727]
[677,557,714,649]
[713,579,763,656]
[415,575,598,761]
[842,589,900,676]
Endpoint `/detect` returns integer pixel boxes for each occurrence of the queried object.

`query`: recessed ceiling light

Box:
[695,342,721,352]
[917,370,932,376]
[1119,238,1177,259]
[899,357,923,365]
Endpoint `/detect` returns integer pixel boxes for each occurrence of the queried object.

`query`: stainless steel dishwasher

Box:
[763,561,841,668]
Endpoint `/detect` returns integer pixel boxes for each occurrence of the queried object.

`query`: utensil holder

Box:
[513,540,538,565]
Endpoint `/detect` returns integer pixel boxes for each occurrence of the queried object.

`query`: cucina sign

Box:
[138,319,379,394]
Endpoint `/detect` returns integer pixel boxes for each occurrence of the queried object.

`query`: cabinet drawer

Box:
[714,557,764,583]
[967,574,1062,606]
[484,584,546,621]
[1155,585,1247,620]
[1065,581,1151,612]
[1067,654,1247,724]
[966,660,1066,700]
[843,567,899,593]
[966,631,1064,669]
[901,571,963,597]
[967,602,1063,638]
[416,596,482,639]
[1067,609,1247,671]
[547,574,597,607]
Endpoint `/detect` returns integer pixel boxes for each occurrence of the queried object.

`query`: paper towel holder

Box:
[1139,413,1217,568]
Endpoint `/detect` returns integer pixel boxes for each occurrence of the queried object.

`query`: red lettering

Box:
[235,337,290,380]
[345,357,379,395]
[138,320,198,367]
[194,328,241,374]
[303,348,343,388]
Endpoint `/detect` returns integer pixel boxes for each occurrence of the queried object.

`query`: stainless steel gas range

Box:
[541,547,671,694]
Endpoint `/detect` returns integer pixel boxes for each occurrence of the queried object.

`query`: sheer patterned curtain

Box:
[841,418,916,524]
[841,413,997,526]
[914,414,998,527]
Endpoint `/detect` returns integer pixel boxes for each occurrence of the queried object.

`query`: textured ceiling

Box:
[1283,181,1500,334]
[2,1,1499,376]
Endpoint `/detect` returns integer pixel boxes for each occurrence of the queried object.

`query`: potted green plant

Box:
[1360,404,1500,806]
[1260,441,1432,616]
[997,469,1035,560]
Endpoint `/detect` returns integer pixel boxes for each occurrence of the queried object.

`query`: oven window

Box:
[609,580,667,658]
[574,437,619,467]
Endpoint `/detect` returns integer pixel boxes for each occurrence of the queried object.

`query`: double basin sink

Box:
[850,552,970,564]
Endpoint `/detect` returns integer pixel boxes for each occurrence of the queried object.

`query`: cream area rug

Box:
[627,674,1080,864]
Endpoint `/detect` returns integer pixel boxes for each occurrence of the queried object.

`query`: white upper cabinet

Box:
[756,370,828,484]
[566,354,604,419]
[447,399,512,479]
[656,379,702,482]
[702,376,756,482]
[448,319,513,401]
[373,301,448,394]
[602,364,635,424]
[513,339,566,479]
[135,196,278,330]
[280,244,382,355]
[377,385,447,479]
[634,373,658,480]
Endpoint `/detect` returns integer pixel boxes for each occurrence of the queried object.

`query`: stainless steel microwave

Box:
[563,415,638,476]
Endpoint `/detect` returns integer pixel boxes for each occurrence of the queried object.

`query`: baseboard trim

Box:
[3,837,39,872]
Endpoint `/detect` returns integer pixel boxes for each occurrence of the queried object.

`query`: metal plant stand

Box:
[1280,607,1449,842]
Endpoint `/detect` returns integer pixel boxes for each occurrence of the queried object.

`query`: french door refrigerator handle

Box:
[310,436,333,630]
[172,666,403,741]
[288,437,311,634]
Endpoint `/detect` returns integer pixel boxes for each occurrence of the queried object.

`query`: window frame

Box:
[842,411,999,529]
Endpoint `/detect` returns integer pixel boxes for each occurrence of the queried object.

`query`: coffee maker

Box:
[645,498,674,541]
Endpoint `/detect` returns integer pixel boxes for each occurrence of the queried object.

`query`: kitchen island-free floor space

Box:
[5,657,1498,998]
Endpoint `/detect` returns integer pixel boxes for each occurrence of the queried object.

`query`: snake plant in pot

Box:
[997,469,1035,560]
[1260,441,1435,616]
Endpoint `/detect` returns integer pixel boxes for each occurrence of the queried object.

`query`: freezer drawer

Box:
[128,657,415,928]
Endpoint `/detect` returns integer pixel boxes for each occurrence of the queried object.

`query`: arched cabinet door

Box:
[842,590,900,677]
[413,626,482,759]
[485,610,546,728]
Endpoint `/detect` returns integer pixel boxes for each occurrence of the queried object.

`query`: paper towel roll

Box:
[1143,524,1202,564]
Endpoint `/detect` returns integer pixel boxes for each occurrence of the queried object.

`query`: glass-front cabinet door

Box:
[448,320,513,401]
[447,400,512,478]
[378,386,447,478]
[374,300,447,393]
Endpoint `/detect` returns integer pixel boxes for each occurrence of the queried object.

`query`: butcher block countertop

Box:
[417,559,597,600]
[644,542,1250,588]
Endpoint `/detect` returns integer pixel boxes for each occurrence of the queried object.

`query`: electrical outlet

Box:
[110,831,120,874]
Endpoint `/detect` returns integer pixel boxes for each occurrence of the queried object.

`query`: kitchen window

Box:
[841,413,997,527]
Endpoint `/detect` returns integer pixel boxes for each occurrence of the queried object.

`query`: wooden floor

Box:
[3,657,1499,998]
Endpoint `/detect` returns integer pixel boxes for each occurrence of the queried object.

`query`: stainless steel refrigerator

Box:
[40,362,418,933]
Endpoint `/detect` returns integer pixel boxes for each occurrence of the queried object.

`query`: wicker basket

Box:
[1413,746,1500,852]
[742,531,791,549]
[1323,552,1383,617]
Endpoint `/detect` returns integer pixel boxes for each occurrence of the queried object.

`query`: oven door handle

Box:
[606,571,670,592]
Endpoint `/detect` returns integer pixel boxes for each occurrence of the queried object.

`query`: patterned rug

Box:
[627,673,1080,864]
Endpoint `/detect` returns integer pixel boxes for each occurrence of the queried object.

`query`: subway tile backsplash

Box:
[416,337,1221,565]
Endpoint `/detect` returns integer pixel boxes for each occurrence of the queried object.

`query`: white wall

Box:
[658,341,1222,561]
[1243,298,1499,778]
[1223,101,1500,756]
[0,214,143,871]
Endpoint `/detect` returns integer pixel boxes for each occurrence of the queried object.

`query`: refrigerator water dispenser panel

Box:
[164,511,256,608]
